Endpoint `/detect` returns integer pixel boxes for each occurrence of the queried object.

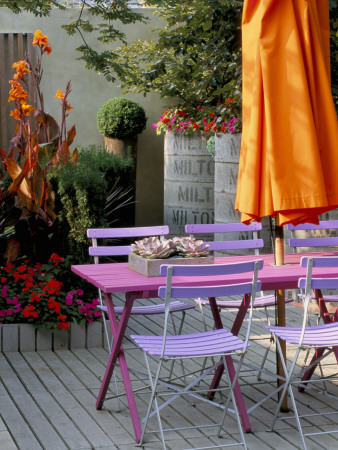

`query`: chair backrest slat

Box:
[159,259,263,306]
[289,237,338,248]
[299,256,338,291]
[89,246,132,257]
[207,239,264,251]
[185,222,262,234]
[287,220,338,231]
[185,221,264,256]
[87,225,169,239]
[287,220,338,251]
[88,226,169,259]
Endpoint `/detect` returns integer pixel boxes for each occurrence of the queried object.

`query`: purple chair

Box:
[88,226,194,345]
[266,256,338,450]
[185,222,293,379]
[287,220,338,303]
[130,259,263,449]
[87,226,195,408]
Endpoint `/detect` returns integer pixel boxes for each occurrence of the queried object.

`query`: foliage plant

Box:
[97,98,147,139]
[48,146,135,264]
[0,253,102,330]
[0,30,78,263]
[113,1,243,117]
[1,1,336,107]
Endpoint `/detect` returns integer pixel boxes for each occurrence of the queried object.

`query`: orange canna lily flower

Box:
[8,83,29,102]
[56,90,65,99]
[10,108,23,121]
[33,30,52,54]
[20,101,35,116]
[12,60,31,79]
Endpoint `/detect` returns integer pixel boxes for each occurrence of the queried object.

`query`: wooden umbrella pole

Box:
[275,218,288,411]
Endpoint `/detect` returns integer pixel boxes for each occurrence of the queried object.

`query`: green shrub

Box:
[97,98,147,139]
[48,146,135,272]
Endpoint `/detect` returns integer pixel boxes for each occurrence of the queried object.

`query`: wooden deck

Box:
[1,294,338,450]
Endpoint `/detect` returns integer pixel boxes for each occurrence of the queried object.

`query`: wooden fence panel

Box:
[0,33,33,152]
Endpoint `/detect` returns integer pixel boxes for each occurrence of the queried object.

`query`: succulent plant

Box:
[131,236,210,259]
[175,237,210,258]
[131,237,175,259]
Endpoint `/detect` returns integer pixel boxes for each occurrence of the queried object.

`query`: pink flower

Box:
[6,310,13,316]
[79,306,87,314]
[1,285,8,298]
[65,298,73,306]
[66,292,74,301]
[76,300,83,305]
[228,127,235,133]
[75,289,83,296]
[94,311,102,317]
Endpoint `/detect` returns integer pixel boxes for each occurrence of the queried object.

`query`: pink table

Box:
[72,251,338,442]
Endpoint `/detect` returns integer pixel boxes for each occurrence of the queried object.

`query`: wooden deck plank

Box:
[5,352,91,450]
[23,351,115,449]
[0,301,338,449]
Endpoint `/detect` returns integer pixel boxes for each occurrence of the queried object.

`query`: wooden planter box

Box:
[0,321,110,352]
[128,252,214,277]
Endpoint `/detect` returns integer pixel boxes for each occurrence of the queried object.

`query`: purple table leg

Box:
[96,292,142,443]
[207,295,252,433]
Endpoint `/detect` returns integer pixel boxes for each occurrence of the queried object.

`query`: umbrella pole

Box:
[275,219,288,412]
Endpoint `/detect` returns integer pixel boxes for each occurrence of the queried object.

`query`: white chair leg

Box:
[217,355,247,449]
[140,353,167,449]
[168,311,187,382]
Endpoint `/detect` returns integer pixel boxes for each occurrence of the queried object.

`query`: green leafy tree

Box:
[112,1,243,109]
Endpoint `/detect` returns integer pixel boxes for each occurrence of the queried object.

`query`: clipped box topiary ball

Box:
[97,98,147,140]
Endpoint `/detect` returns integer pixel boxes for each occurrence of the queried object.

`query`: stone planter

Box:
[104,136,137,161]
[164,132,214,237]
[128,253,214,277]
[0,321,109,352]
[214,133,272,254]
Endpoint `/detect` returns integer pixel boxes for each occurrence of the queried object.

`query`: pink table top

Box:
[72,251,338,294]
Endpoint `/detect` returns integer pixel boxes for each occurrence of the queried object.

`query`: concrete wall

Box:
[0,7,167,226]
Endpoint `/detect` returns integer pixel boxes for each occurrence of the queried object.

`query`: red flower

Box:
[49,253,63,262]
[17,265,27,273]
[58,315,67,322]
[23,305,39,318]
[57,322,70,331]
[13,272,20,282]
[161,118,170,124]
[1,277,7,283]
[48,299,61,313]
[192,123,199,130]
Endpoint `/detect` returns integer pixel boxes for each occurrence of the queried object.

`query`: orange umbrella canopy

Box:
[235,0,338,226]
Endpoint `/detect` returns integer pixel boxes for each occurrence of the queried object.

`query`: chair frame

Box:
[131,260,263,449]
[87,226,195,408]
[185,222,292,381]
[267,256,338,450]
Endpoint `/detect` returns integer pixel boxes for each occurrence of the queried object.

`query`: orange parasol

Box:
[235,0,338,410]
[236,0,338,227]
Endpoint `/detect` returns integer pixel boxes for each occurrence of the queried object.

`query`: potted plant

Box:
[97,98,147,159]
[128,236,213,276]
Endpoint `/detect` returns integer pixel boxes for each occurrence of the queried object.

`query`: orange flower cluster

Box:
[12,61,31,80]
[56,90,73,111]
[8,72,33,121]
[8,30,53,121]
[32,29,52,55]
